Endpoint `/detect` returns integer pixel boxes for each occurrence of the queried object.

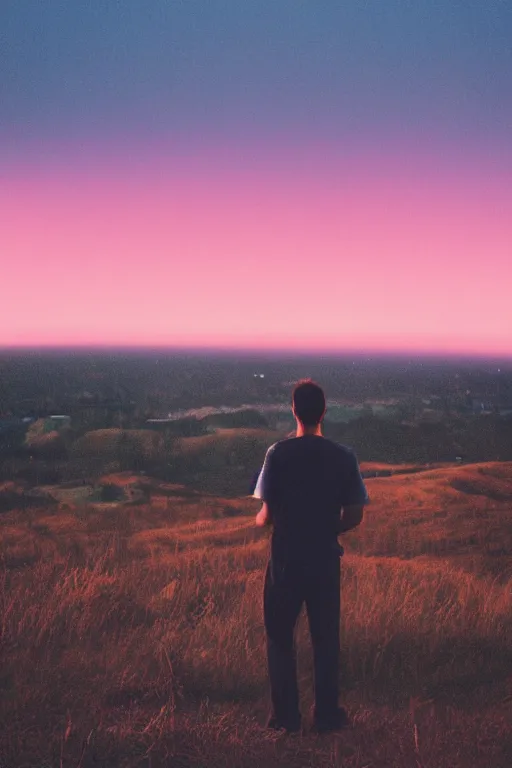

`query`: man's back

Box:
[254,434,368,560]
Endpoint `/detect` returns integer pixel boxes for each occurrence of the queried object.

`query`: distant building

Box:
[471,399,494,414]
[44,415,71,432]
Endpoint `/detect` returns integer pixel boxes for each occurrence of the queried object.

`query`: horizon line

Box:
[1,343,511,364]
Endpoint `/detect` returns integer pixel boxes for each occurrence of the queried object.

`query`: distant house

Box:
[471,399,494,414]
[44,415,71,432]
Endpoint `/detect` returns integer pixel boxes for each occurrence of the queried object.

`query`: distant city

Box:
[1,350,511,449]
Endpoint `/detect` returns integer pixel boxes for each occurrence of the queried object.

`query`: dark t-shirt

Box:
[253,435,369,562]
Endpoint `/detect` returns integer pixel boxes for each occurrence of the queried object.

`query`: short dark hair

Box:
[292,379,326,426]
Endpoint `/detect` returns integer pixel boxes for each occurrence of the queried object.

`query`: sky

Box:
[1,1,511,356]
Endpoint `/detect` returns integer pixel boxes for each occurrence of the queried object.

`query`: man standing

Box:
[253,380,369,734]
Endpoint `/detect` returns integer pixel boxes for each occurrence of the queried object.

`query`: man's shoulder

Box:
[315,438,359,465]
[327,440,358,459]
[264,440,284,456]
[264,438,296,461]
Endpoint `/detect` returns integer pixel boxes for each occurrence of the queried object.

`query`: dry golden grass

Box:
[0,463,511,767]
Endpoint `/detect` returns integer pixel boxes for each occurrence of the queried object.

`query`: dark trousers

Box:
[263,553,341,727]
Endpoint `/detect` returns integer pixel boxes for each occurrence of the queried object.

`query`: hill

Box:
[0,463,511,767]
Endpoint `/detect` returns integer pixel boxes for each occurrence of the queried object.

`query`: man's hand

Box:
[255,502,272,527]
[338,504,364,533]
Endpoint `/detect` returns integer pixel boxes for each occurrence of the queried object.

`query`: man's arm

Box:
[256,501,272,527]
[252,444,278,527]
[338,449,369,534]
[337,504,364,533]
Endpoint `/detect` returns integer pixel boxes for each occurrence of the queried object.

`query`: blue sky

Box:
[3,0,511,145]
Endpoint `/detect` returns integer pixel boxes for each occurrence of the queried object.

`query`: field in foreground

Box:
[1,463,512,767]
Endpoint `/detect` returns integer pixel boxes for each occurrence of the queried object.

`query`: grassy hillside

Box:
[0,463,511,767]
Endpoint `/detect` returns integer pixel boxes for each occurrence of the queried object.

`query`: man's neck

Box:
[296,423,323,438]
